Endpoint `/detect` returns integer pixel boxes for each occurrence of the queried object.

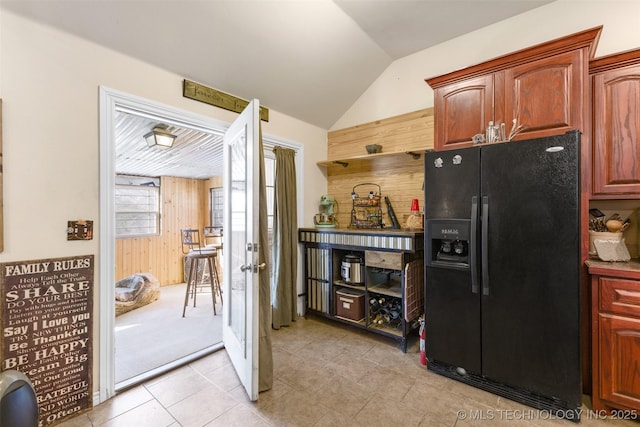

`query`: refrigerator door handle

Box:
[470,196,479,294]
[482,196,490,295]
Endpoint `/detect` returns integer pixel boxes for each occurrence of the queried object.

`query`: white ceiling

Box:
[114,111,225,179]
[3,0,553,129]
[2,0,554,179]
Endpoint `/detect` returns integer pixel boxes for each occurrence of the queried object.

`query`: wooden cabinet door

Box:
[504,50,585,142]
[592,64,640,195]
[433,74,496,150]
[598,314,640,410]
[427,28,599,152]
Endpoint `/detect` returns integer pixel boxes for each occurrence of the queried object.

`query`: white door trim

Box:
[98,87,303,403]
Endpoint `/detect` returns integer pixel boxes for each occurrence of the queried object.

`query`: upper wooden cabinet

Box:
[505,51,585,140]
[590,49,640,197]
[426,27,602,151]
[431,74,501,150]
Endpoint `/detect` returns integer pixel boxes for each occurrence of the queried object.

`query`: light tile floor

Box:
[59,316,637,426]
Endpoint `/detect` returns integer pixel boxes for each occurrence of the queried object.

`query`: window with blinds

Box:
[115,175,160,237]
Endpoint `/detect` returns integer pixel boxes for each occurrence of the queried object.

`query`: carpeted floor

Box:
[115,282,223,384]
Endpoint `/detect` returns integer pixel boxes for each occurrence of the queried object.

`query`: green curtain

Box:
[271,146,298,329]
[258,124,273,392]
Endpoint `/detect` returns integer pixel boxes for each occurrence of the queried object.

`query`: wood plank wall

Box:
[0,99,3,252]
[327,108,434,161]
[326,108,435,228]
[115,176,219,285]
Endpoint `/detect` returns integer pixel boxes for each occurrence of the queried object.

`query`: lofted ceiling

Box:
[2,0,554,179]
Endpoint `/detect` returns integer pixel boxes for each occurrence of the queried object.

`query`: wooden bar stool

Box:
[180,229,222,316]
[203,226,223,280]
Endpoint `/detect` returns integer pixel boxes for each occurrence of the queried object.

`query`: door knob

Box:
[241,263,266,273]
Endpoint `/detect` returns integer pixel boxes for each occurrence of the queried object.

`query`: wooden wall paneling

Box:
[0,99,3,252]
[327,155,424,228]
[327,108,434,160]
[200,178,210,230]
[161,176,181,284]
[144,236,155,281]
[115,240,123,280]
[115,176,208,286]
[325,108,433,229]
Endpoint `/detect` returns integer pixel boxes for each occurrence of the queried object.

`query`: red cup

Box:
[411,199,420,212]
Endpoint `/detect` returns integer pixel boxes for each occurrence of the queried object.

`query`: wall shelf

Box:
[317,150,425,167]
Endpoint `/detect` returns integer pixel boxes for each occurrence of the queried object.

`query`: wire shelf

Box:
[350,183,383,228]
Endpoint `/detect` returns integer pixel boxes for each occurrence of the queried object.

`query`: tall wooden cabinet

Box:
[426,27,601,151]
[586,48,640,418]
[590,48,640,197]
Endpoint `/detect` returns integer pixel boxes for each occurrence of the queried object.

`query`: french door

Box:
[222,99,261,401]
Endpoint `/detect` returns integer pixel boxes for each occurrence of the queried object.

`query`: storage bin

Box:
[336,288,365,321]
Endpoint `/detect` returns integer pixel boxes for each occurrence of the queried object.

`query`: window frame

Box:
[114,175,161,238]
[209,187,224,229]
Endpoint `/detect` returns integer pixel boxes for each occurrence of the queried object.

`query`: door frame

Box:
[98,86,303,403]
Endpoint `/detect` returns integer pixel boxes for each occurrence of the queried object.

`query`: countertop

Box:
[586,258,640,280]
[298,227,424,252]
[298,227,424,237]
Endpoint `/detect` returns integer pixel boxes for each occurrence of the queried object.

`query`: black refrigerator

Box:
[424,131,581,419]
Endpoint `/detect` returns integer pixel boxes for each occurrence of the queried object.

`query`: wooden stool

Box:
[180,228,223,317]
[182,249,222,316]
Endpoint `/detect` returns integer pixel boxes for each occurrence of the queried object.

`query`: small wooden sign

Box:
[183,79,269,122]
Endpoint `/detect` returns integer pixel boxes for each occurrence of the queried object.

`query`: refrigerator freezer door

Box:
[424,266,481,373]
[425,148,480,219]
[479,132,581,407]
[425,147,482,373]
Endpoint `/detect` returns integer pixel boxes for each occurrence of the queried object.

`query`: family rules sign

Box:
[1,255,94,426]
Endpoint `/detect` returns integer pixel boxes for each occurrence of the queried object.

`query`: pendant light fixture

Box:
[144,126,177,148]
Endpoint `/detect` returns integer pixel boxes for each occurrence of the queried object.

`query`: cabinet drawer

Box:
[600,277,640,318]
[365,250,402,270]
